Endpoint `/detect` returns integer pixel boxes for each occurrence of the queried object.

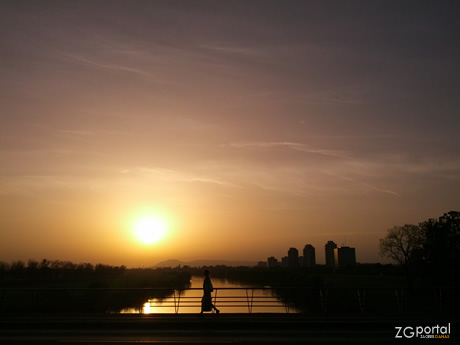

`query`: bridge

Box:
[0,286,457,314]
[0,287,458,344]
[2,313,457,344]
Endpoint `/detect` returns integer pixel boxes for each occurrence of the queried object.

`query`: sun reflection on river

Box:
[143,302,151,314]
[121,276,298,314]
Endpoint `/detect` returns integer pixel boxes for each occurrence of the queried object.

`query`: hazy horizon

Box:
[0,255,385,268]
[1,1,459,267]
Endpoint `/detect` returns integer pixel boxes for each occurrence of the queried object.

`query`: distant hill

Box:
[155,259,257,268]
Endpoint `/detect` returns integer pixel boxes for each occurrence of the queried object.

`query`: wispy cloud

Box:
[0,174,102,197]
[227,141,350,159]
[64,53,151,77]
[199,44,270,60]
[360,182,401,197]
[57,129,94,136]
[122,167,241,189]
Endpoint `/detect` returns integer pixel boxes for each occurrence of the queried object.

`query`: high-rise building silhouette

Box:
[281,256,288,267]
[267,256,279,268]
[303,244,316,267]
[325,241,337,268]
[288,247,299,268]
[334,246,356,267]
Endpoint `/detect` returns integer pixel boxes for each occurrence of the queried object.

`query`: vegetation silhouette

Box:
[380,211,460,286]
[0,261,190,313]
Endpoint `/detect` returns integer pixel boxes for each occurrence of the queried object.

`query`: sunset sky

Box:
[1,1,459,267]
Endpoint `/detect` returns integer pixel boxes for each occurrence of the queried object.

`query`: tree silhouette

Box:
[421,211,460,273]
[379,224,425,266]
[379,224,425,286]
[380,211,460,286]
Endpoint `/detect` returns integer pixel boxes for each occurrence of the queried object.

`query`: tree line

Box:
[379,210,460,286]
[0,259,126,282]
[0,259,191,290]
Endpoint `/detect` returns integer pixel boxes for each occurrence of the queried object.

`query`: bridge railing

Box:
[0,287,458,315]
[148,287,296,314]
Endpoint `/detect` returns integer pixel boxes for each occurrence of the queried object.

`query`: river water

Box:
[121,276,298,314]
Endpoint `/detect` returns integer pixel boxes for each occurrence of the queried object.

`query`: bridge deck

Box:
[0,314,457,344]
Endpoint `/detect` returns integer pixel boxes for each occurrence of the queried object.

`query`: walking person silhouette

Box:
[201,269,220,314]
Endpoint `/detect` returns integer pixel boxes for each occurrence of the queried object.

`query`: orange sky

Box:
[1,1,459,267]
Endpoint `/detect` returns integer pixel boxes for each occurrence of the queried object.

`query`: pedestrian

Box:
[201,269,220,314]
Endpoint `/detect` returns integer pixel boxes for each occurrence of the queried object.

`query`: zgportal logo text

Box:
[395,323,451,339]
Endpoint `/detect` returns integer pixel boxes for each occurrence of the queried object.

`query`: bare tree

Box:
[379,224,425,266]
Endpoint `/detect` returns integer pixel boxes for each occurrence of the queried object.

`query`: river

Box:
[121,276,298,314]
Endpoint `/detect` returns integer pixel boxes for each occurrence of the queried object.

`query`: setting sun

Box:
[133,216,167,245]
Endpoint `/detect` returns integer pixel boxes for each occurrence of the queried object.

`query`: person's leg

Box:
[212,304,220,313]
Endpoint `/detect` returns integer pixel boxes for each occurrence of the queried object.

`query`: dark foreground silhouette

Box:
[201,269,220,314]
[1,313,457,345]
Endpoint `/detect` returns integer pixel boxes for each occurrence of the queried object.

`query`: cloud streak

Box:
[64,53,150,77]
[227,141,350,159]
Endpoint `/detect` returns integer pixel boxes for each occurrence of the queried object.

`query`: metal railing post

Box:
[357,288,365,313]
[173,290,181,314]
[433,288,442,313]
[284,288,290,314]
[213,288,218,313]
[0,289,4,310]
[320,289,328,314]
[395,288,404,313]
[245,288,254,313]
